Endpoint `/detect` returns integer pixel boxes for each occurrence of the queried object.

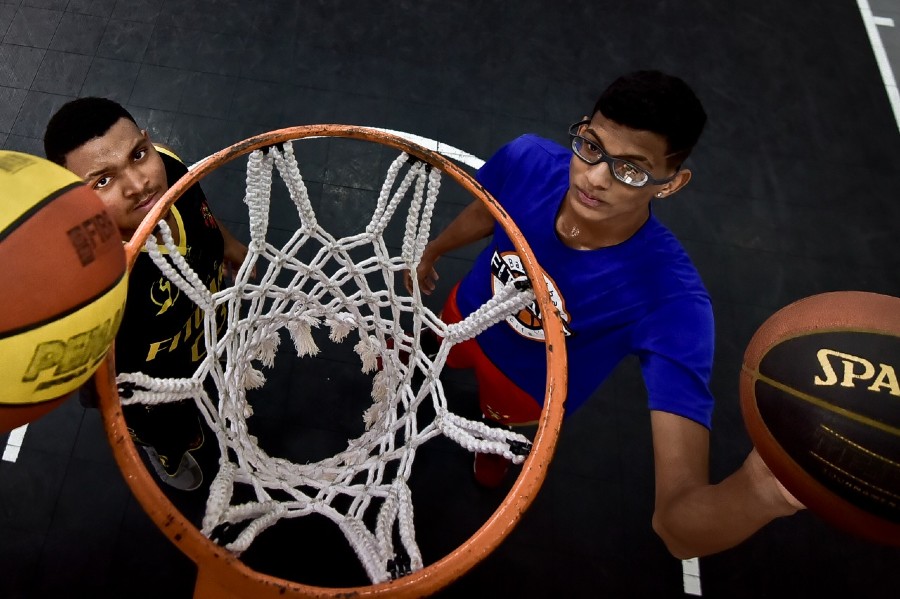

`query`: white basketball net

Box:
[116,140,537,583]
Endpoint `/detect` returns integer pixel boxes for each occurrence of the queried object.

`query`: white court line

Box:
[873,16,895,27]
[682,557,702,595]
[2,424,28,463]
[857,0,900,131]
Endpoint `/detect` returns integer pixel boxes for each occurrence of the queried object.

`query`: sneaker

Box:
[473,451,511,488]
[379,330,441,371]
[420,328,441,360]
[378,335,413,370]
[127,415,204,452]
[185,425,204,453]
[140,445,204,491]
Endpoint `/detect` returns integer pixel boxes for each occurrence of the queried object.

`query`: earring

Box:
[656,192,664,197]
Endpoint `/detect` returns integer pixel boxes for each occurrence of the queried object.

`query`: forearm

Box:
[423,199,495,261]
[213,218,252,280]
[219,221,241,251]
[653,449,800,559]
[406,198,496,295]
[218,221,246,260]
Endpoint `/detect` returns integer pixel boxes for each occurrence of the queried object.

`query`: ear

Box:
[654,168,692,199]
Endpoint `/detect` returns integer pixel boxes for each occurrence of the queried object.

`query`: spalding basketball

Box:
[0,151,127,432]
[740,291,900,546]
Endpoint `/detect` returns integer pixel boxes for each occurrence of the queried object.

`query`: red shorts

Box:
[443,284,541,426]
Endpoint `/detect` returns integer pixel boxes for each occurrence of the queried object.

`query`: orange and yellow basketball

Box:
[0,151,127,431]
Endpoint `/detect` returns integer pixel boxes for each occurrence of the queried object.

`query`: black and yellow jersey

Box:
[114,148,226,379]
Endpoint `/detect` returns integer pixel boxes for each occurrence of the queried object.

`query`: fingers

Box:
[420,267,438,295]
[774,477,806,511]
[421,273,436,295]
[404,267,438,296]
[223,260,242,282]
[747,448,806,513]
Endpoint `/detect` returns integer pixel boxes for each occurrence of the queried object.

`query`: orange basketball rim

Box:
[95,125,569,598]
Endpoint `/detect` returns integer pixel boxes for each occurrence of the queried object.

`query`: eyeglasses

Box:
[568,120,677,188]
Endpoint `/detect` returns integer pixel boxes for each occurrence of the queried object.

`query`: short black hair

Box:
[593,70,707,166]
[43,97,137,166]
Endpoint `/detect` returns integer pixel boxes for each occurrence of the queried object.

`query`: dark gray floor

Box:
[3,0,900,597]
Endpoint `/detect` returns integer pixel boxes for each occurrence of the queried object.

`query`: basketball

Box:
[0,151,128,431]
[515,307,543,330]
[740,291,900,546]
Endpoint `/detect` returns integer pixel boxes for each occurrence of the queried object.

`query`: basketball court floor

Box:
[2,0,900,597]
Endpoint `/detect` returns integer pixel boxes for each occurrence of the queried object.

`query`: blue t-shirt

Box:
[456,135,716,428]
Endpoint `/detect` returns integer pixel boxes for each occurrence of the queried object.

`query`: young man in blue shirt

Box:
[408,70,802,558]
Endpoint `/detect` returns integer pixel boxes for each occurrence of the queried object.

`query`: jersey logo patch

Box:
[490,250,571,341]
[200,200,218,229]
[150,278,180,316]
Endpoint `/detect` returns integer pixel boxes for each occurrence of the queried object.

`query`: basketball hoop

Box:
[96,125,568,597]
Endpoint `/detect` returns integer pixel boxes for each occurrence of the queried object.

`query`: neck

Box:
[555,203,649,250]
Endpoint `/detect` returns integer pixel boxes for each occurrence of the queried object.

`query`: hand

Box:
[746,448,806,513]
[773,472,806,511]
[404,250,439,295]
[223,239,256,281]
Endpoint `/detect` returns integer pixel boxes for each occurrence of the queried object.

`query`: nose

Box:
[584,159,614,189]
[121,165,148,198]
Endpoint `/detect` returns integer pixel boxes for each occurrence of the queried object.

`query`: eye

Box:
[623,163,640,176]
[95,176,111,189]
[613,161,647,185]
[583,139,602,154]
[134,148,147,161]
[617,162,641,178]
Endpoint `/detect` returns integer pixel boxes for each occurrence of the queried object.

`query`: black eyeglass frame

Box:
[567,119,679,188]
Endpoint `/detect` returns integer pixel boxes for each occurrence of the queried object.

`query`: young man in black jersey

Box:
[44,98,249,491]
